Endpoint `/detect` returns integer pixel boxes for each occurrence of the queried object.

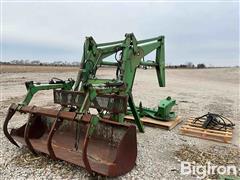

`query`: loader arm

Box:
[72,33,165,132]
[20,79,74,106]
[3,33,166,177]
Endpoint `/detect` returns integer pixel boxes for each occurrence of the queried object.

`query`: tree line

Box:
[1,60,80,66]
[167,62,206,69]
[1,60,207,68]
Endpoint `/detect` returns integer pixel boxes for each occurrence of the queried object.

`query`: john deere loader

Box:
[3,33,165,177]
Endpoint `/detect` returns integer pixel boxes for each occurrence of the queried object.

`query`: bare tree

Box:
[31,60,40,65]
[197,63,206,68]
[186,62,195,68]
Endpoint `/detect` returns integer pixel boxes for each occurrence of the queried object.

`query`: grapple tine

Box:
[2,34,169,177]
[24,112,38,155]
[7,106,138,177]
[46,108,64,160]
[3,103,20,147]
[82,125,93,174]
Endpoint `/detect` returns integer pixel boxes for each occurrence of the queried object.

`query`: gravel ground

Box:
[0,67,239,179]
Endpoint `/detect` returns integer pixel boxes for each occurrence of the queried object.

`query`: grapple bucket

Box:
[4,104,137,177]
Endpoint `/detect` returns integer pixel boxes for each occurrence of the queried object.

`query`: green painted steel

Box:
[19,80,74,107]
[71,33,165,131]
[13,33,166,133]
[155,96,176,119]
[128,97,176,121]
[88,115,100,136]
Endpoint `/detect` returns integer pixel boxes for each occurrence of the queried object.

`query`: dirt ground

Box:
[0,65,239,179]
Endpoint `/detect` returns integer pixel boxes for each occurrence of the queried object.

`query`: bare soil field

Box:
[0,65,239,179]
[0,64,80,73]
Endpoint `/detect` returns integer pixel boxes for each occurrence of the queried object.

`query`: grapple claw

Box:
[24,110,38,155]
[82,129,92,174]
[46,109,64,160]
[3,103,20,148]
[3,34,167,177]
[5,106,137,177]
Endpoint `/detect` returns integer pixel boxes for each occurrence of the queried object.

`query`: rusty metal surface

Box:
[7,107,137,177]
[82,125,93,174]
[46,112,63,160]
[19,105,130,128]
[53,90,128,113]
[24,112,37,155]
[19,106,78,121]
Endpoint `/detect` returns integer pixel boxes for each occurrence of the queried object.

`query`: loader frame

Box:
[3,33,165,176]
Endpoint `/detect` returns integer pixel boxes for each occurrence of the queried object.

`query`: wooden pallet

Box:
[124,115,181,130]
[180,117,233,143]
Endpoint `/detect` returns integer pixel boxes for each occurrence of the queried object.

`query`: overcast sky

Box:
[1,1,239,66]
